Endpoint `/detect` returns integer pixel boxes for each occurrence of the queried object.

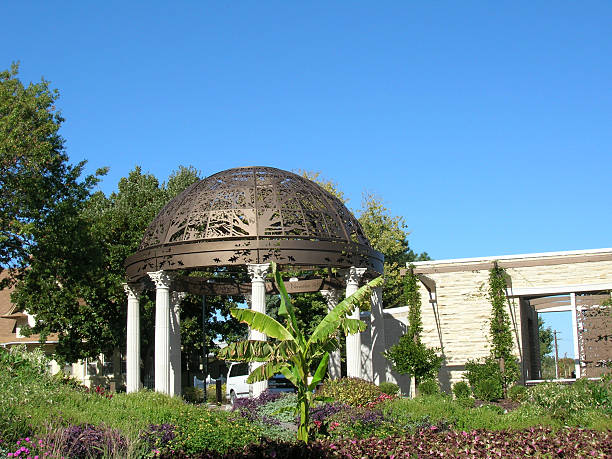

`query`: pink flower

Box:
[8,453,13,457]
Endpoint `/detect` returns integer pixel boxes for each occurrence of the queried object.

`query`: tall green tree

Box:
[12,165,214,364]
[0,63,104,277]
[538,316,554,361]
[358,192,429,308]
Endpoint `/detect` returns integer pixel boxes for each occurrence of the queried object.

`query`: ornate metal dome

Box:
[125,166,383,282]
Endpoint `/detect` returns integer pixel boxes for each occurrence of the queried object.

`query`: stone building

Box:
[376,248,612,393]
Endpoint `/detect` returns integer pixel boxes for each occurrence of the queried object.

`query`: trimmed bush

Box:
[183,386,205,403]
[317,377,382,407]
[418,379,440,396]
[452,381,471,399]
[379,382,400,396]
[464,358,507,401]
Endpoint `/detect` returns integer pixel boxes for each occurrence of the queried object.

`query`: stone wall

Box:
[378,249,612,390]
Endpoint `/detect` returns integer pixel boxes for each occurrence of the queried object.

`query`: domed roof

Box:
[125,166,383,281]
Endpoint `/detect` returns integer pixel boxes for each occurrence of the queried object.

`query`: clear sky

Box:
[3,1,610,265]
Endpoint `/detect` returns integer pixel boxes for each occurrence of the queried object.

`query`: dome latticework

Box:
[125,166,383,282]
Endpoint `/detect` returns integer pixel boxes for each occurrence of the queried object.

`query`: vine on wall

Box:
[384,265,443,387]
[487,263,519,396]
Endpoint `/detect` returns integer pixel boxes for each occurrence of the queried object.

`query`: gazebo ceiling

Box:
[125,166,383,282]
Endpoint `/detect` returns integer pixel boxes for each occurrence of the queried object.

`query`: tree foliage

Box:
[298,171,429,309]
[538,316,554,361]
[0,63,104,275]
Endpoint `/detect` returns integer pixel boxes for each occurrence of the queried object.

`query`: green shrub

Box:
[526,381,602,424]
[379,382,400,396]
[205,383,227,404]
[418,379,440,396]
[474,378,502,402]
[508,384,526,403]
[318,377,382,406]
[257,393,298,423]
[464,357,517,401]
[452,381,471,399]
[589,374,612,413]
[183,386,205,403]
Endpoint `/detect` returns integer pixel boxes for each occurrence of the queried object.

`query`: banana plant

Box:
[218,261,383,443]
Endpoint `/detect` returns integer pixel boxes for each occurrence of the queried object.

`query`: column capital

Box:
[247,263,270,282]
[123,282,144,299]
[320,288,342,306]
[148,270,173,289]
[345,267,367,285]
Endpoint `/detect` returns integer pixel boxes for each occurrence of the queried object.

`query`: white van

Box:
[226,362,295,404]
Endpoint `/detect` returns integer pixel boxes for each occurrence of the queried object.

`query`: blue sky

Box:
[3,2,610,355]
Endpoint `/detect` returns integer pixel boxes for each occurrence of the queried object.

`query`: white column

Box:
[148,270,173,395]
[123,282,143,394]
[345,267,367,378]
[570,292,581,378]
[247,263,270,397]
[169,291,186,396]
[370,286,386,385]
[321,289,342,379]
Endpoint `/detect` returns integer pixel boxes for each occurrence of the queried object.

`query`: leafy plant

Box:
[257,393,298,424]
[218,261,383,442]
[464,356,519,402]
[418,379,440,396]
[508,384,527,403]
[487,263,519,396]
[183,386,204,403]
[379,382,400,396]
[384,266,443,387]
[452,381,471,400]
[317,377,383,407]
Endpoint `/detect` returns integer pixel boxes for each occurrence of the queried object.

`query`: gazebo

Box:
[123,166,384,396]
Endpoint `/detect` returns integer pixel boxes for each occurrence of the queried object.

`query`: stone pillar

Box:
[247,263,270,397]
[321,288,342,379]
[169,291,186,396]
[123,282,143,394]
[370,287,387,385]
[148,270,173,395]
[345,267,367,378]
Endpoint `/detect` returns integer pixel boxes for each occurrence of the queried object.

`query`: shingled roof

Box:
[0,271,58,345]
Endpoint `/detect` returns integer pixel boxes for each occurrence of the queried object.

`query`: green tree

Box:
[0,63,104,276]
[12,165,221,365]
[219,262,383,443]
[538,316,554,361]
[298,171,429,308]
